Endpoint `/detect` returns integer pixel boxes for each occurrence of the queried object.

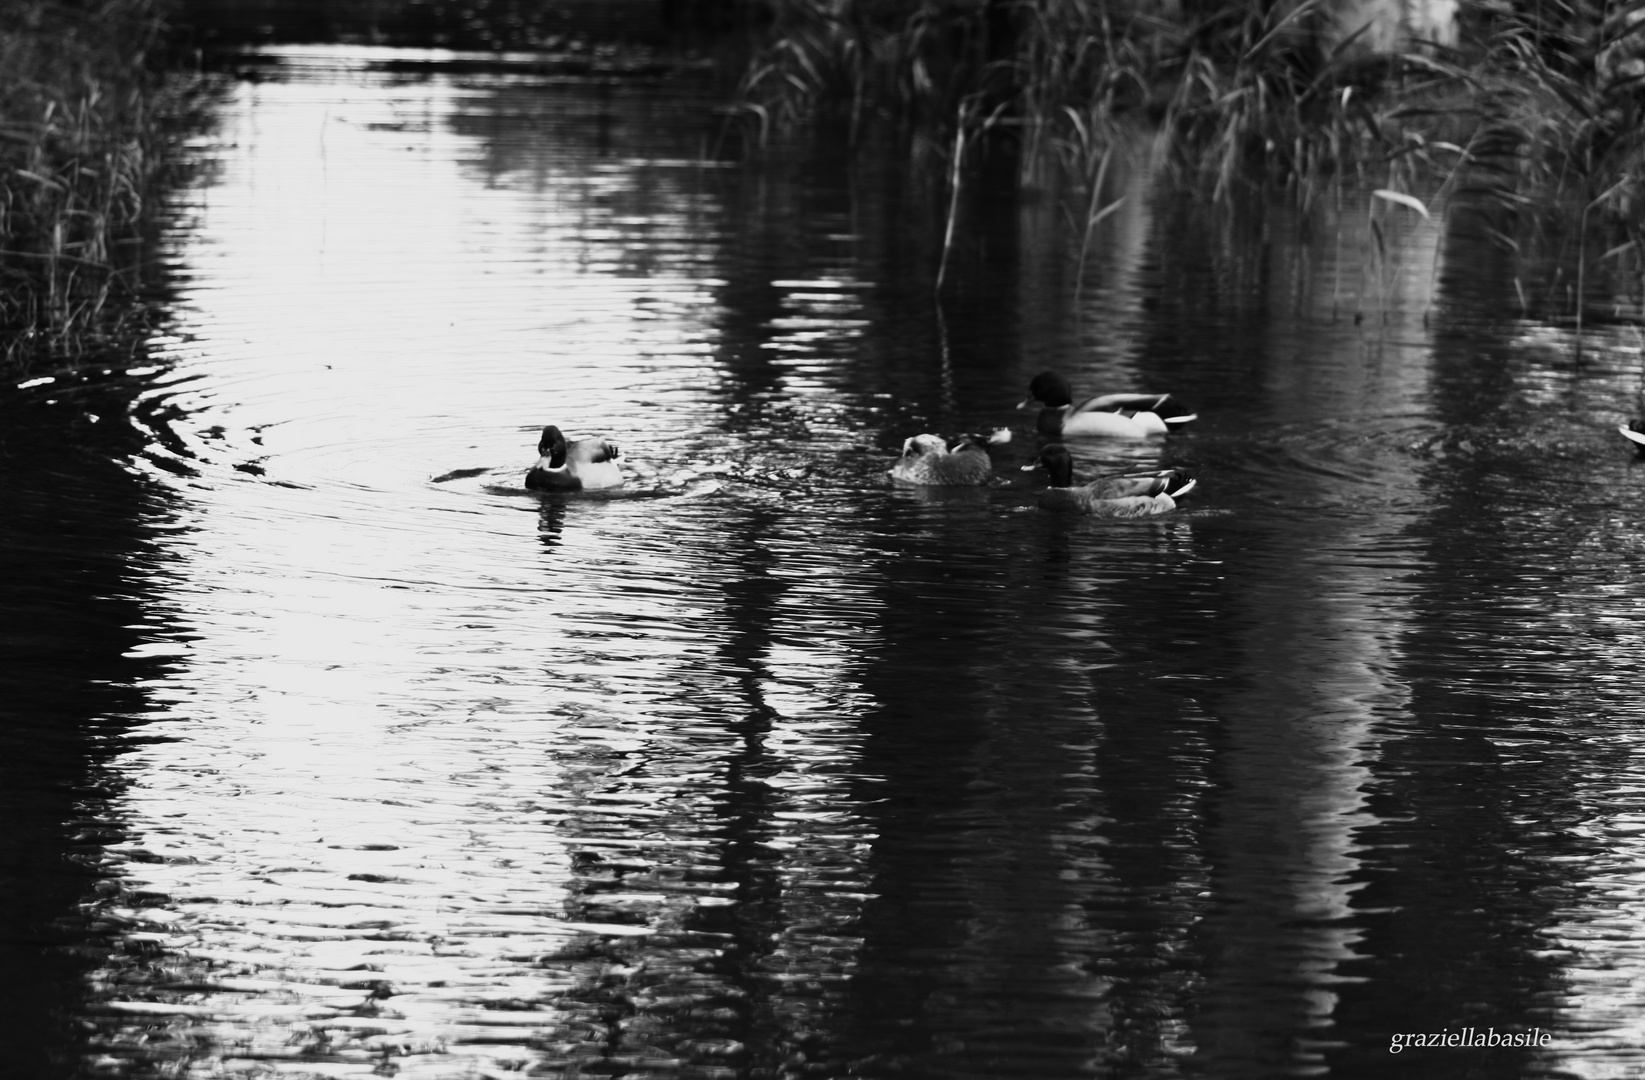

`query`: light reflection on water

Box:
[4,39,1645,1080]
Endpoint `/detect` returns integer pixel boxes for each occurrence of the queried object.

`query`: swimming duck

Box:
[888,429,1008,485]
[1620,417,1645,457]
[524,425,623,491]
[1018,371,1197,438]
[1024,444,1195,517]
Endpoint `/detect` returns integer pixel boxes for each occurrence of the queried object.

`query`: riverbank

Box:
[0,1,207,374]
[733,1,1645,321]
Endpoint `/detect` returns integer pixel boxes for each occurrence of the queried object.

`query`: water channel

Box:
[4,42,1645,1080]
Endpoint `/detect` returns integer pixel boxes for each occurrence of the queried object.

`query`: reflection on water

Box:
[6,41,1645,1080]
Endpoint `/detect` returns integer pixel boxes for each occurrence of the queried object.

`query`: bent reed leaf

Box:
[1373,189,1432,219]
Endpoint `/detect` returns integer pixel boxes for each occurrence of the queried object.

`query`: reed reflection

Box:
[1329,222,1645,1075]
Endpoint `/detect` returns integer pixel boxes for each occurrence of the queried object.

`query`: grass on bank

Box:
[0,0,196,371]
[734,0,1645,316]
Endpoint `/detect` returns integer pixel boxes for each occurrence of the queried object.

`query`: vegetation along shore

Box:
[737,1,1645,319]
[8,0,1645,375]
[0,0,204,373]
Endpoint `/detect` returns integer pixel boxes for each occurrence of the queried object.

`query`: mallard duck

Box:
[888,429,1008,485]
[1620,417,1645,457]
[1018,371,1197,438]
[1024,444,1195,516]
[525,425,623,491]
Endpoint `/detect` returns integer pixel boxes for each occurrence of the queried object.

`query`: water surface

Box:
[5,42,1645,1080]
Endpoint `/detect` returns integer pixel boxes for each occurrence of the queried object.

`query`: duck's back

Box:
[1038,486,1178,517]
[568,438,624,490]
[571,458,624,490]
[931,448,992,485]
[1086,492,1178,517]
[1084,469,1192,500]
[1056,406,1169,438]
[890,446,991,485]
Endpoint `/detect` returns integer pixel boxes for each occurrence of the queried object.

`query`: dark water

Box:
[5,43,1645,1080]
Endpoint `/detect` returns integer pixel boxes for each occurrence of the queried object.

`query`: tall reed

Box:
[0,0,189,370]
[1449,1,1645,319]
[738,1,1645,316]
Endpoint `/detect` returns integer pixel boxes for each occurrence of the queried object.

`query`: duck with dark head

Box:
[1019,371,1196,439]
[525,425,623,491]
[1024,444,1195,517]
[1621,405,1645,458]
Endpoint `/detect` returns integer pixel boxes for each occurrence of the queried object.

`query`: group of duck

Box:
[526,370,1200,518]
[886,371,1199,517]
[527,377,1645,511]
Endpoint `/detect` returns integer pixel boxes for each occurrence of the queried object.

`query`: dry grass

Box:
[0,0,195,371]
[735,1,1645,316]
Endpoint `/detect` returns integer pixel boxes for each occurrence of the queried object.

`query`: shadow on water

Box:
[0,369,178,1079]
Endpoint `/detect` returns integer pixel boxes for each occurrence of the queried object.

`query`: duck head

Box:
[537,425,569,468]
[538,426,621,466]
[1018,371,1074,410]
[901,433,948,459]
[1022,443,1077,487]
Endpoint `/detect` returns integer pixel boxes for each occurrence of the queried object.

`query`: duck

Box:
[888,429,1009,485]
[524,425,623,491]
[1024,444,1195,517]
[1018,371,1197,438]
[1620,416,1645,457]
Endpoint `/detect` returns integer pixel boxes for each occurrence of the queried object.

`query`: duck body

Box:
[1020,371,1196,439]
[1621,418,1645,457]
[525,425,623,491]
[1027,444,1194,517]
[889,432,996,486]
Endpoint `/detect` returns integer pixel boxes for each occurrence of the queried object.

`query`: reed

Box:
[0,0,194,371]
[735,4,1645,195]
[1447,2,1645,320]
[736,2,1422,168]
[735,4,1469,242]
[738,1,1645,317]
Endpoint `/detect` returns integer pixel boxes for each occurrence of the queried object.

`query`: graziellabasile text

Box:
[1390,1028,1553,1053]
